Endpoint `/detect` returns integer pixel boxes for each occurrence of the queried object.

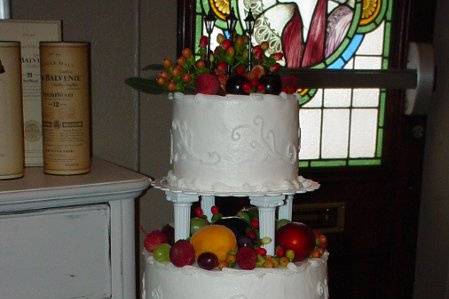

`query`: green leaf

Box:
[125,77,166,94]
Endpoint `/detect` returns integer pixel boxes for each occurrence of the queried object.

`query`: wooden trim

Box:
[177,0,195,56]
[279,69,417,89]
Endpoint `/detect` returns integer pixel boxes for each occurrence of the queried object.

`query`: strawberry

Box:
[196,74,221,95]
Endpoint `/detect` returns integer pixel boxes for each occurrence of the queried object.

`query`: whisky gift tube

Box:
[0,42,24,179]
[40,42,91,175]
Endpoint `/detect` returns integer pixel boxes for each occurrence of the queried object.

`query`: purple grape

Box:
[260,74,281,95]
[237,236,253,248]
[197,252,219,270]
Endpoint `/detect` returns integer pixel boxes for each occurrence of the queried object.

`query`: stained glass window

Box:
[194,0,393,167]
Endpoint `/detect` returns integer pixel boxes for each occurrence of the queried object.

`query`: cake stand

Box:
[152,177,319,255]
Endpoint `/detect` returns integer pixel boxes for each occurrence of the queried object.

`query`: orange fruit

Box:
[190,225,237,262]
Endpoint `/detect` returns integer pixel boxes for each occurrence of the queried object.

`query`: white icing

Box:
[167,93,301,193]
[144,252,329,299]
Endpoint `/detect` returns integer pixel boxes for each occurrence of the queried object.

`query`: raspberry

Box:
[236,247,257,270]
[144,230,168,252]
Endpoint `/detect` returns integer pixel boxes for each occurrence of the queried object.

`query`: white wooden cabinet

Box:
[0,159,151,299]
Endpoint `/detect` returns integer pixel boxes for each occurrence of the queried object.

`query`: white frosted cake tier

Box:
[143,252,329,299]
[166,92,301,194]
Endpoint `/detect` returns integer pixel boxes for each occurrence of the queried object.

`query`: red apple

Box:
[276,222,315,262]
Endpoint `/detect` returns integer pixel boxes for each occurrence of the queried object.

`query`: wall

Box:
[10,0,175,287]
[413,0,449,297]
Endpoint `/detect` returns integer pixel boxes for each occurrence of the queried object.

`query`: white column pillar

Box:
[166,192,199,241]
[200,195,215,222]
[249,195,285,256]
[278,194,293,221]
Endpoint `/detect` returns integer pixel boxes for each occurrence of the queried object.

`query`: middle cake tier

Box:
[166,92,301,194]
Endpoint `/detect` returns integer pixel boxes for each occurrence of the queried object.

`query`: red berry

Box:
[167,81,177,92]
[226,47,235,57]
[215,61,228,75]
[272,52,284,61]
[144,230,168,252]
[172,65,183,77]
[257,83,266,93]
[163,57,172,69]
[159,71,169,79]
[221,39,232,50]
[234,64,246,76]
[318,234,328,249]
[242,82,252,94]
[211,206,220,215]
[196,60,206,69]
[270,63,281,73]
[182,48,192,58]
[199,36,208,48]
[255,247,267,256]
[236,247,257,270]
[250,79,259,87]
[177,56,186,66]
[275,245,285,257]
[156,76,167,86]
[194,207,204,218]
[246,230,257,239]
[250,218,259,229]
[252,45,262,55]
[182,74,192,83]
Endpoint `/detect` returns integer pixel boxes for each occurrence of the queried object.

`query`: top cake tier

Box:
[161,92,303,195]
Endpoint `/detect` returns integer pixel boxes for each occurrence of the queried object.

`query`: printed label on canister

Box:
[40,42,91,175]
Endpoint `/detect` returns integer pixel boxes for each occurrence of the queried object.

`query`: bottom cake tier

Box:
[143,252,329,299]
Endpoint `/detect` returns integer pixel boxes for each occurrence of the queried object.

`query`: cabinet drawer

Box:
[0,204,111,299]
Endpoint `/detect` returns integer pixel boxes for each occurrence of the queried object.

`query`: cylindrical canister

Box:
[40,42,91,175]
[0,42,24,179]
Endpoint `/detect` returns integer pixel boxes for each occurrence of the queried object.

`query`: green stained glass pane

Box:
[299,161,310,168]
[311,160,347,167]
[387,0,394,20]
[383,22,392,58]
[379,91,386,127]
[348,159,381,166]
[376,128,384,158]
